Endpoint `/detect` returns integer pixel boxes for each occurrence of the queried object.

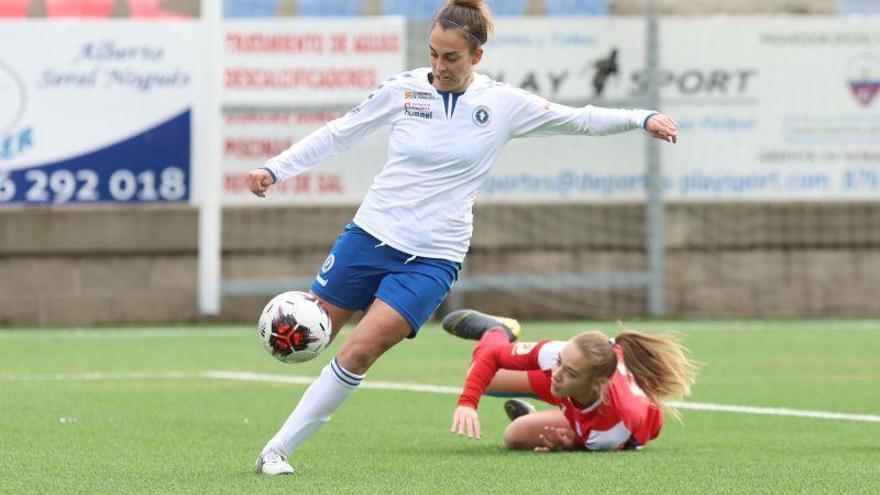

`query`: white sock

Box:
[262,357,364,456]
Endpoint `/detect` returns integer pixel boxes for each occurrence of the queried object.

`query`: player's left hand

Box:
[451,405,482,440]
[534,426,576,452]
[644,113,678,144]
[247,168,275,198]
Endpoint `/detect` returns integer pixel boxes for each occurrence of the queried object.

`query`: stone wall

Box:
[2,203,878,325]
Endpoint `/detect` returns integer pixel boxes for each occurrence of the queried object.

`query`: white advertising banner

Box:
[480,17,880,202]
[662,17,880,201]
[220,17,880,204]
[0,21,201,206]
[479,17,646,103]
[221,18,404,204]
[478,18,650,203]
[222,108,387,205]
[223,18,406,106]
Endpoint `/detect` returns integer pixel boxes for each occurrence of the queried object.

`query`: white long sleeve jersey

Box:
[265,68,656,263]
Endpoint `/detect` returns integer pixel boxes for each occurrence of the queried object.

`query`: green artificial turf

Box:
[1,320,878,494]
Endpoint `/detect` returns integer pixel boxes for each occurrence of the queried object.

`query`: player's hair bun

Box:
[451,0,483,8]
[436,0,494,49]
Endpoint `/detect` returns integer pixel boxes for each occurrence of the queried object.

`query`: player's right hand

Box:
[247,168,275,198]
[451,405,481,440]
[534,426,576,452]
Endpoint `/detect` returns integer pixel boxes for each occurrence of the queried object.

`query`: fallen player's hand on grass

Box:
[534,426,576,452]
[451,405,481,440]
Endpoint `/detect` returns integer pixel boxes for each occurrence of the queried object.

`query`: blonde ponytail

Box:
[616,330,698,421]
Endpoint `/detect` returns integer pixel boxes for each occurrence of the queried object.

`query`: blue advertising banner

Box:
[0,21,200,206]
[0,111,189,204]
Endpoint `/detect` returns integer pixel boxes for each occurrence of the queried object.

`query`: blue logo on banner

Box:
[0,110,190,205]
[0,126,33,161]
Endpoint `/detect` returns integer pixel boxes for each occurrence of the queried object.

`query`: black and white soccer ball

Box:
[258,291,331,363]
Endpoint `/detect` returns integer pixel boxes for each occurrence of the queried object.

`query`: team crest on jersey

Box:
[512,342,537,355]
[321,254,335,273]
[472,105,491,127]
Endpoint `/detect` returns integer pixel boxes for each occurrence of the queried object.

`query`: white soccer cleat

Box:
[254,451,295,475]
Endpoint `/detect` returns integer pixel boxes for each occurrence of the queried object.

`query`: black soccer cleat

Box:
[441,309,521,342]
[504,399,536,422]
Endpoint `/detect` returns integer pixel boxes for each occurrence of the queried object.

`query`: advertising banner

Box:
[221,17,880,205]
[478,18,649,203]
[662,17,880,201]
[221,18,404,204]
[478,17,880,202]
[223,18,406,106]
[0,21,200,206]
[222,107,387,205]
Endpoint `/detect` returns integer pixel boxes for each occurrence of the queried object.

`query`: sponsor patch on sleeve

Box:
[512,342,537,355]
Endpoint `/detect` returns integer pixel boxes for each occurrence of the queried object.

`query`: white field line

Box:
[0,371,204,381]
[2,369,879,424]
[2,321,880,340]
[203,370,463,394]
[0,328,250,339]
[665,400,880,423]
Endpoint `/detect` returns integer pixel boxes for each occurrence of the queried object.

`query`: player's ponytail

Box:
[434,0,495,52]
[615,330,698,421]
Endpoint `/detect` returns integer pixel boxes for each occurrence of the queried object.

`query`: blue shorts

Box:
[310,223,461,337]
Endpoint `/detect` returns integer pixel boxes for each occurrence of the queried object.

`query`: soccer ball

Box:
[258,291,332,363]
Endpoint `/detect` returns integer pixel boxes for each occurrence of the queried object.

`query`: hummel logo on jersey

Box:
[404,102,433,119]
[473,105,491,127]
[315,254,334,287]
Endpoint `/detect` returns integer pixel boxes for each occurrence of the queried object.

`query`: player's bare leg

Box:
[335,298,412,375]
[484,370,532,395]
[503,409,577,451]
[257,298,411,475]
[309,293,355,344]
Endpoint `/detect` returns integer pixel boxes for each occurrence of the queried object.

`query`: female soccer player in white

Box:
[248,0,679,474]
[443,310,697,452]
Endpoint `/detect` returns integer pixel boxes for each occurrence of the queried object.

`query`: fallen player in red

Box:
[444,310,698,451]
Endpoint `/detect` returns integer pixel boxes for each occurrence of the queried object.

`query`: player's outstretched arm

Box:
[247,168,275,198]
[644,113,679,144]
[506,87,676,140]
[451,405,482,440]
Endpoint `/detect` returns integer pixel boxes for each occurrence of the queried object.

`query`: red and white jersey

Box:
[458,340,663,451]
